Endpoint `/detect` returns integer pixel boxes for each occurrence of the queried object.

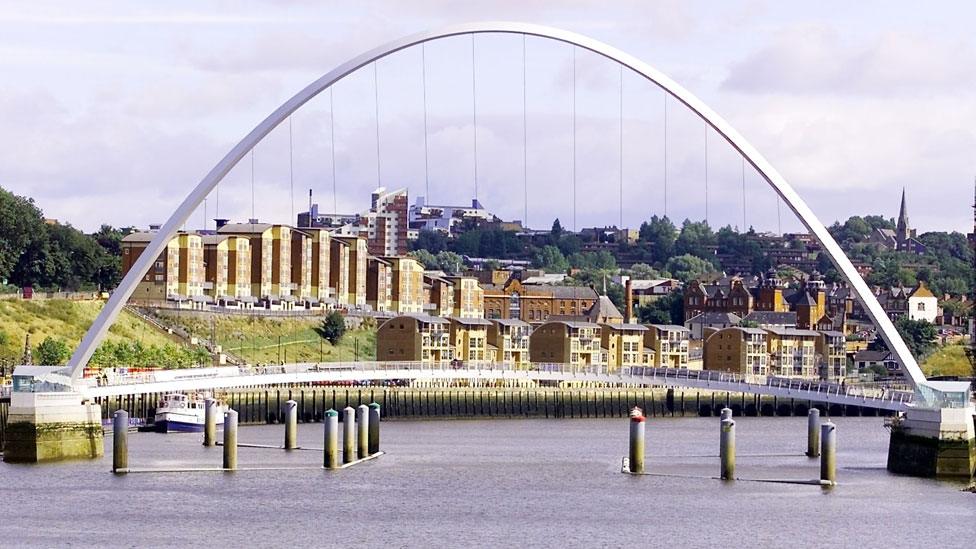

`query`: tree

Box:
[35,337,70,366]
[635,289,684,325]
[410,249,439,270]
[674,219,716,259]
[551,218,563,239]
[435,251,464,273]
[533,245,569,273]
[412,230,448,253]
[869,318,937,360]
[664,254,717,283]
[318,311,346,346]
[638,215,676,263]
[628,263,660,280]
[0,187,46,283]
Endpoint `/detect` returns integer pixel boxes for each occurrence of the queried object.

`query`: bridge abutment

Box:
[887,405,976,479]
[2,391,103,463]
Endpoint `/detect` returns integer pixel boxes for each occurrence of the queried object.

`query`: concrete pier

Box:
[820,421,836,484]
[3,390,103,463]
[356,404,369,459]
[368,403,381,455]
[887,403,976,479]
[720,418,735,480]
[112,410,128,473]
[203,398,216,447]
[342,406,355,464]
[284,400,298,450]
[629,407,645,474]
[806,408,821,458]
[324,409,339,469]
[223,409,238,470]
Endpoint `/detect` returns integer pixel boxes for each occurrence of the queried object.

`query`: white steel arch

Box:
[64,22,927,389]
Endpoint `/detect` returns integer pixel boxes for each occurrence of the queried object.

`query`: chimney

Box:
[625,278,634,324]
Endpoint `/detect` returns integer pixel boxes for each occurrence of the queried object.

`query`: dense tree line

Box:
[0,187,123,291]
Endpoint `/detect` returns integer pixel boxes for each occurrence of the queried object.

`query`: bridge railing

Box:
[79,360,915,406]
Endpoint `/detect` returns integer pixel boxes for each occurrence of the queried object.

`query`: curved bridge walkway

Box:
[79,362,915,412]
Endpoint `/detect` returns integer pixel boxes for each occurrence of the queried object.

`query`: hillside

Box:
[920,344,973,378]
[154,311,376,365]
[0,299,182,363]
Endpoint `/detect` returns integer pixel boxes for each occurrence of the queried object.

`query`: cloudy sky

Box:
[1,1,974,235]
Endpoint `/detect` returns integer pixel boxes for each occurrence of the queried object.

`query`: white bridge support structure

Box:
[79,363,915,413]
[62,21,928,391]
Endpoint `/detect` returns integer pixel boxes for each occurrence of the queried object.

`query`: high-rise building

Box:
[298,187,408,257]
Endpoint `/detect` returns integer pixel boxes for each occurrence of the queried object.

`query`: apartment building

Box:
[120,232,182,303]
[217,223,292,301]
[385,256,425,314]
[816,330,847,380]
[643,325,691,368]
[703,327,768,376]
[332,235,367,308]
[683,278,753,321]
[366,256,392,313]
[765,327,819,378]
[376,314,453,363]
[304,228,331,303]
[447,276,484,319]
[329,237,350,307]
[449,317,493,362]
[290,229,312,302]
[424,273,455,318]
[600,323,651,371]
[202,234,251,302]
[487,319,531,367]
[529,321,605,367]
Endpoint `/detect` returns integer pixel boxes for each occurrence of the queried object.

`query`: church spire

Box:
[896,187,909,241]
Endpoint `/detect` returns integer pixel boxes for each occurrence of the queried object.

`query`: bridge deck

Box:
[78,362,914,412]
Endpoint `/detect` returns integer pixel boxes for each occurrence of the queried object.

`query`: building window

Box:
[917,302,925,311]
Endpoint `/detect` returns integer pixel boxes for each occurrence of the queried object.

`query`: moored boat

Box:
[154,392,227,433]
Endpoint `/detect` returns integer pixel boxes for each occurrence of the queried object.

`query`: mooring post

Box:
[807,408,821,457]
[112,410,128,474]
[356,404,369,459]
[820,421,836,484]
[720,407,732,421]
[720,418,735,480]
[324,409,339,469]
[368,403,381,455]
[629,407,645,474]
[203,398,217,447]
[284,399,298,450]
[342,406,355,464]
[223,409,238,470]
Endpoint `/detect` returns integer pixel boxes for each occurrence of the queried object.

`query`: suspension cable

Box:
[704,122,709,226]
[373,61,381,189]
[619,64,624,229]
[522,33,528,228]
[741,157,747,231]
[330,87,337,218]
[572,46,577,232]
[422,42,430,201]
[289,116,294,225]
[250,149,255,224]
[471,33,479,201]
[663,91,668,219]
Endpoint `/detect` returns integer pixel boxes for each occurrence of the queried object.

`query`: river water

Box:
[1,417,973,548]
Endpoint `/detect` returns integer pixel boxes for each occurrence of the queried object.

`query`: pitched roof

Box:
[649,324,690,332]
[686,312,743,325]
[741,311,798,325]
[492,318,530,327]
[449,316,493,327]
[602,323,648,332]
[854,350,892,362]
[550,286,600,299]
[586,295,623,322]
[909,282,935,299]
[764,326,820,337]
[217,222,274,234]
